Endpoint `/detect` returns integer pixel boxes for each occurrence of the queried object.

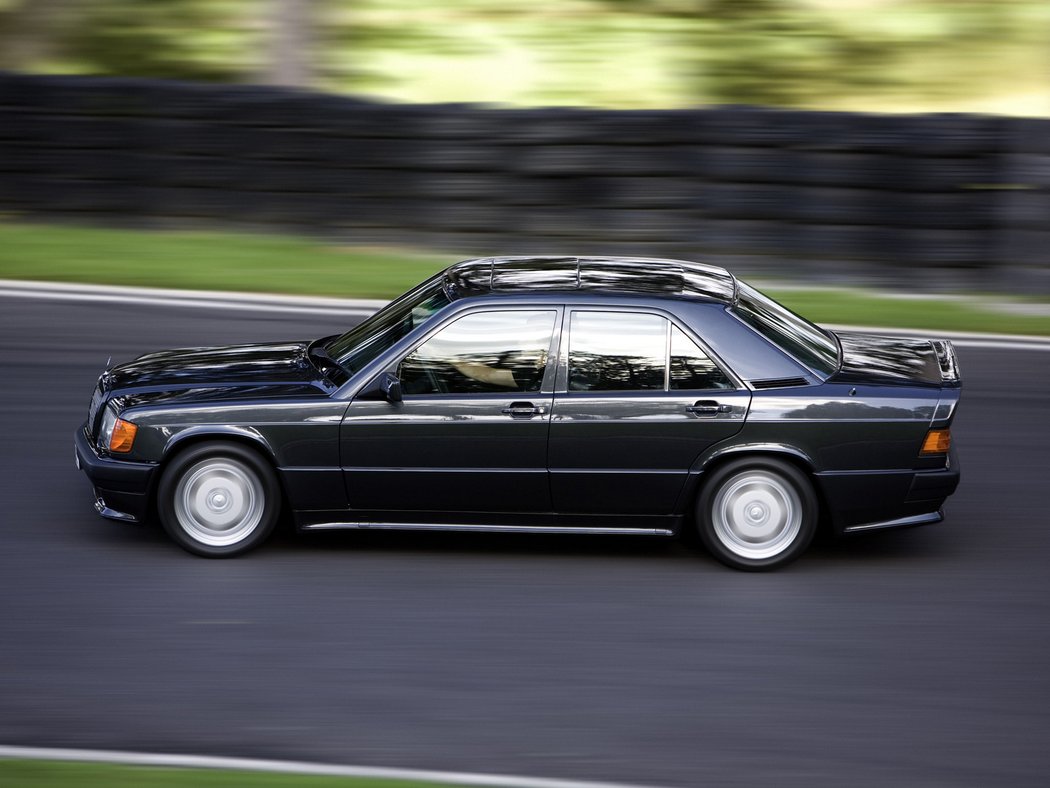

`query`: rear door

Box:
[548,308,751,522]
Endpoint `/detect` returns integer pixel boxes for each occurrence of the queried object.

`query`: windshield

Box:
[732,282,840,377]
[325,274,452,373]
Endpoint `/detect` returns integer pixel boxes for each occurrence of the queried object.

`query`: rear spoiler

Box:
[931,340,960,385]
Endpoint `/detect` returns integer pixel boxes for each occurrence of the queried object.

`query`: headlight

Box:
[98,407,117,450]
[98,407,138,454]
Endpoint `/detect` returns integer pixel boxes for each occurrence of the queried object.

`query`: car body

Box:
[75,256,961,569]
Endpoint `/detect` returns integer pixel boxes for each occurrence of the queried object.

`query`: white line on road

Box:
[0,280,380,318]
[3,279,1050,350]
[0,278,386,310]
[0,745,660,788]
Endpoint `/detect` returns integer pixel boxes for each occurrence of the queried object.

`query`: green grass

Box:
[0,759,458,788]
[2,220,1049,336]
[765,289,1050,336]
[0,221,449,300]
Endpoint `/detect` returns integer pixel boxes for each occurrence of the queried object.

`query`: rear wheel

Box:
[697,457,817,571]
[157,442,280,557]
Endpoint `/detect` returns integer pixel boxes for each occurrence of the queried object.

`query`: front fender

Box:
[161,425,276,461]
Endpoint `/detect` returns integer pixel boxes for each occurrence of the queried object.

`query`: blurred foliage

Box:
[0,0,1046,113]
[0,0,255,81]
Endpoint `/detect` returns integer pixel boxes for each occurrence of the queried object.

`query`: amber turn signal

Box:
[109,419,138,453]
[920,428,951,455]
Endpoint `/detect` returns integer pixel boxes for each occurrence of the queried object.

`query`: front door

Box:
[340,307,561,523]
[548,309,751,523]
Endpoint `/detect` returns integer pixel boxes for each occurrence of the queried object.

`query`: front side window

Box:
[400,310,557,395]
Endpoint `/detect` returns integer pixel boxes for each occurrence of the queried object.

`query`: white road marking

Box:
[0,278,386,310]
[0,281,379,317]
[0,745,659,788]
[3,279,1050,350]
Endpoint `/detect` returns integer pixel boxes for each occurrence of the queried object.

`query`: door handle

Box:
[501,402,547,417]
[686,400,731,416]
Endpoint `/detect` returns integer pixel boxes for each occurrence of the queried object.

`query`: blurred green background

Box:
[1,0,1047,115]
[1,0,1048,331]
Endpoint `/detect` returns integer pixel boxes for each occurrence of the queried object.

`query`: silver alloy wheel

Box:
[711,469,802,560]
[172,457,265,547]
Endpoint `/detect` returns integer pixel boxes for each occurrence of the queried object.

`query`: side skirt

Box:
[301,522,675,536]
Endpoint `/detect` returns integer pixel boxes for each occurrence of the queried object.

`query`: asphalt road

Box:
[2,293,1048,787]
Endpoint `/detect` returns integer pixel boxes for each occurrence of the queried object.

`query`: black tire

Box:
[696,457,817,571]
[157,441,280,558]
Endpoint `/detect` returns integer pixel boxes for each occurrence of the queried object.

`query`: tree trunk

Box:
[264,0,312,88]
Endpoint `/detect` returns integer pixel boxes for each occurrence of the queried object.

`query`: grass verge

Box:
[0,221,449,300]
[760,289,1050,336]
[1,220,1048,336]
[0,759,463,788]
[0,759,467,787]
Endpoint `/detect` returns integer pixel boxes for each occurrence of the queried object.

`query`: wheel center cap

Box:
[747,504,766,522]
[208,490,231,512]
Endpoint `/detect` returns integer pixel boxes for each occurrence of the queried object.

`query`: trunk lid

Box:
[832,331,961,388]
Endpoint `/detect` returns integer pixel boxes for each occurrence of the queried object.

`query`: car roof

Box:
[443,256,738,304]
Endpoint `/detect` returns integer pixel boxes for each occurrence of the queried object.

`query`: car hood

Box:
[832,331,960,387]
[104,341,335,406]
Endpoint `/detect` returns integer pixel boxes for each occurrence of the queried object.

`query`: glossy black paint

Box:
[76,255,961,539]
[74,424,154,521]
[548,389,749,519]
[835,332,947,386]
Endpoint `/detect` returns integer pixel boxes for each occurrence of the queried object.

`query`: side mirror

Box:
[381,372,403,404]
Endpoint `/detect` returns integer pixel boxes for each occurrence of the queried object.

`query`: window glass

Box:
[733,282,839,377]
[669,326,733,390]
[326,275,451,373]
[569,312,666,391]
[400,310,556,395]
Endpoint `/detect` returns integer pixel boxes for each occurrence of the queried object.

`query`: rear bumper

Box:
[74,422,155,523]
[817,449,960,535]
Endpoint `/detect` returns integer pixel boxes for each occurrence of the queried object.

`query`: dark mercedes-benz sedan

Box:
[75,256,960,570]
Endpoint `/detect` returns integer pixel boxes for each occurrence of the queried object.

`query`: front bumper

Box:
[74,422,155,523]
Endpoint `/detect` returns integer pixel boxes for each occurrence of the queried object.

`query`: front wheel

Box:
[696,458,817,571]
[157,442,280,557]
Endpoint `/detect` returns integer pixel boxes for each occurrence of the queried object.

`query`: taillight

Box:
[920,428,951,455]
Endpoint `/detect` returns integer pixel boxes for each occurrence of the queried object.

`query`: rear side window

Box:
[569,312,666,391]
[670,326,733,390]
[568,311,733,392]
